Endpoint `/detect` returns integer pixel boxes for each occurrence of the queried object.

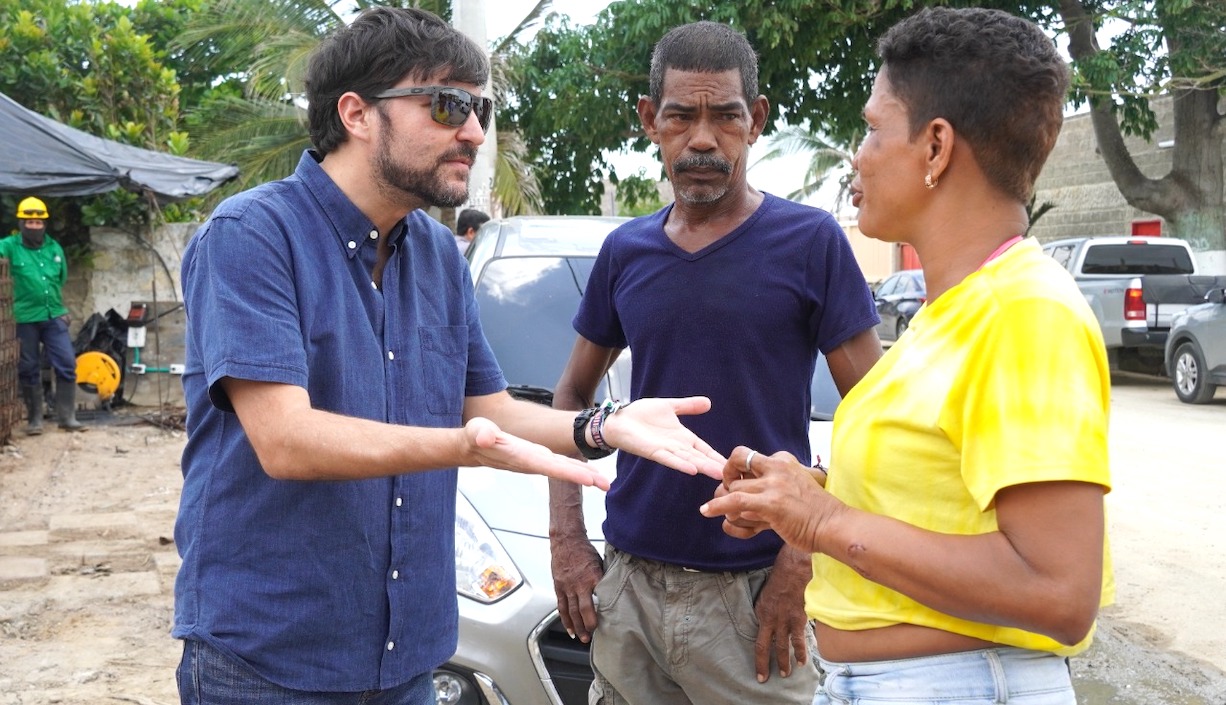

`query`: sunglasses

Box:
[372,86,493,133]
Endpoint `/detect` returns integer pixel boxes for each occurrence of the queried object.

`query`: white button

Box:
[347,240,356,249]
[369,229,378,239]
[387,641,395,651]
[395,497,403,507]
[387,351,395,360]
[392,570,399,580]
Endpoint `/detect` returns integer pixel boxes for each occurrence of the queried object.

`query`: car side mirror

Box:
[1206,288,1226,305]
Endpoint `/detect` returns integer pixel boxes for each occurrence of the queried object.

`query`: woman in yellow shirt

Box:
[702,7,1112,704]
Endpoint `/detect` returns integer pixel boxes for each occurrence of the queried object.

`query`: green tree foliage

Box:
[1061,0,1226,259]
[502,0,1023,214]
[0,0,181,144]
[177,0,545,214]
[505,1,1224,258]
[613,171,665,217]
[0,0,196,247]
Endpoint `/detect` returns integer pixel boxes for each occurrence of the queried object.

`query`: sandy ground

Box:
[0,375,1224,704]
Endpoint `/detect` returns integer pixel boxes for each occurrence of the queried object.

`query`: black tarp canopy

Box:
[0,92,238,201]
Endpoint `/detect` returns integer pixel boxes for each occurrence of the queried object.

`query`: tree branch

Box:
[1059,0,1177,216]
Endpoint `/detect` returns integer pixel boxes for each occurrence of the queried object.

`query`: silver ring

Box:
[745,450,757,474]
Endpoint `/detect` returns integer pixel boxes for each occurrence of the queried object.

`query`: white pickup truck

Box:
[1042,236,1226,375]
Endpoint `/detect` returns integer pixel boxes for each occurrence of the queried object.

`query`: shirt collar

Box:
[295,150,409,258]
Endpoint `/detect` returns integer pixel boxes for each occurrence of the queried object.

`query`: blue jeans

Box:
[17,317,77,385]
[814,647,1075,704]
[177,639,436,705]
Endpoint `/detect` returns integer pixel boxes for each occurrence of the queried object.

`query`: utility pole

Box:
[452,0,497,218]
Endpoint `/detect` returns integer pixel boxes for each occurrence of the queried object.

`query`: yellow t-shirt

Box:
[806,239,1114,657]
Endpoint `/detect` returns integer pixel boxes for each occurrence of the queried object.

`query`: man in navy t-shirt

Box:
[548,21,883,705]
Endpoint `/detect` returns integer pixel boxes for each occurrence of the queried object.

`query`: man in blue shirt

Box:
[173,9,724,705]
[548,22,883,705]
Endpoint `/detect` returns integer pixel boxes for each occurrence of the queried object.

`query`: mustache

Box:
[440,146,478,165]
[673,154,732,174]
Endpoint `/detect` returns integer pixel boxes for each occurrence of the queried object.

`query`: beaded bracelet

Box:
[590,399,629,453]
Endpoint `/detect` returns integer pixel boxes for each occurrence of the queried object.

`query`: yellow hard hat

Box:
[16,197,49,220]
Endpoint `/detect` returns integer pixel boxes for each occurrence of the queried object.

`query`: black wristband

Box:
[572,407,613,460]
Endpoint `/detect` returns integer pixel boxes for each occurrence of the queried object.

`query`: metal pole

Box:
[452,0,497,217]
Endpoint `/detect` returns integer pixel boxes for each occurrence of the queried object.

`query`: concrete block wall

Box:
[66,223,199,409]
[1030,98,1199,244]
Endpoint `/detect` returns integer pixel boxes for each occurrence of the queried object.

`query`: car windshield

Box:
[498,220,618,258]
[475,256,600,400]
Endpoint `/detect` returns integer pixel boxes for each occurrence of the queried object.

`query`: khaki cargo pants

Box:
[589,546,820,705]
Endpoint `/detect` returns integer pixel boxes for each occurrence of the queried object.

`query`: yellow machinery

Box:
[75,350,122,402]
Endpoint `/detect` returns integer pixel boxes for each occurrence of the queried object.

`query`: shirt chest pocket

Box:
[420,325,468,417]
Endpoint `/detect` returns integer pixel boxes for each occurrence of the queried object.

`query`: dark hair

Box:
[456,208,490,234]
[648,21,759,105]
[877,7,1069,202]
[305,7,490,155]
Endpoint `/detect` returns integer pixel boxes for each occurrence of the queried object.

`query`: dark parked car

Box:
[1164,287,1226,404]
[873,269,926,342]
[436,216,841,705]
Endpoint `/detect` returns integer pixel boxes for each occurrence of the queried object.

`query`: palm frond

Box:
[191,96,310,187]
[756,125,859,206]
[492,0,553,56]
[175,0,345,101]
[493,129,544,215]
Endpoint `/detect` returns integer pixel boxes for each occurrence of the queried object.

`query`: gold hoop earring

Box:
[924,173,937,190]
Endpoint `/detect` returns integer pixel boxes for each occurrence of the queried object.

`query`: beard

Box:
[374,108,474,209]
[671,153,734,205]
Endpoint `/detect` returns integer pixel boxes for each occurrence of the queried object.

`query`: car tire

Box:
[1172,342,1216,404]
[896,317,909,341]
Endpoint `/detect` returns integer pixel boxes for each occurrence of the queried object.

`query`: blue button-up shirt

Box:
[174,151,507,691]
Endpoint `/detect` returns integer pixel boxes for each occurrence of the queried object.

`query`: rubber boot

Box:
[54,381,87,432]
[21,385,43,436]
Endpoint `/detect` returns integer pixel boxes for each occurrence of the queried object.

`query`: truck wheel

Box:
[1172,342,1216,404]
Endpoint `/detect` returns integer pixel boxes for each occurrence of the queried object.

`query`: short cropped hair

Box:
[457,208,490,235]
[877,7,1069,202]
[648,22,759,105]
[305,7,489,155]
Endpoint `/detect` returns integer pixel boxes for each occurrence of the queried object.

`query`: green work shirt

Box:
[0,234,69,323]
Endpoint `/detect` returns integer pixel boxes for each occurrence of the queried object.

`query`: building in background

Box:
[1030,98,1196,243]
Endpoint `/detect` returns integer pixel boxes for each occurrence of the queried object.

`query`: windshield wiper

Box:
[506,384,554,406]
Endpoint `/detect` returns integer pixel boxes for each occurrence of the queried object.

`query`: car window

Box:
[466,222,501,279]
[876,275,899,297]
[1045,244,1074,269]
[1081,244,1196,275]
[810,353,841,421]
[475,256,604,399]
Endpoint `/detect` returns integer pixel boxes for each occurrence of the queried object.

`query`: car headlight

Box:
[454,491,523,603]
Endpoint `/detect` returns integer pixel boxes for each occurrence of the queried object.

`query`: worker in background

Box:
[454,207,489,254]
[0,197,86,433]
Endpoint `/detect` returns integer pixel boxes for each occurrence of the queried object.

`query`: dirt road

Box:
[0,375,1223,704]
